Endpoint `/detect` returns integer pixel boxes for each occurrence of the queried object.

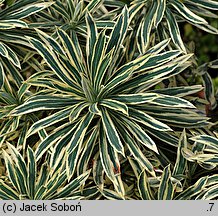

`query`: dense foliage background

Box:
[0,0,218,200]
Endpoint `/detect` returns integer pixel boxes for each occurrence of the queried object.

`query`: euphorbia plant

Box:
[11,7,209,196]
[0,0,217,200]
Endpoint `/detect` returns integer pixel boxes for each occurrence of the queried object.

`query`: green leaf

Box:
[106,6,129,55]
[5,2,54,19]
[0,19,27,29]
[137,1,156,53]
[138,170,154,200]
[187,0,218,10]
[158,165,174,200]
[129,108,172,131]
[100,99,128,116]
[148,94,195,108]
[165,8,186,52]
[55,170,90,199]
[28,106,73,136]
[101,109,124,155]
[190,135,218,151]
[112,93,159,104]
[12,95,78,115]
[27,147,36,199]
[35,123,74,161]
[0,62,4,88]
[170,1,208,24]
[86,12,97,68]
[121,117,159,154]
[173,129,188,177]
[175,176,208,200]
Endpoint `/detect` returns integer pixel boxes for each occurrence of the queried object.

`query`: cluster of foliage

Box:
[0,0,218,200]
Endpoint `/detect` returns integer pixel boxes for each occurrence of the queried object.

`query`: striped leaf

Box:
[77,127,98,175]
[27,36,81,89]
[99,125,119,185]
[67,116,94,178]
[158,165,174,200]
[122,117,159,154]
[137,50,182,72]
[57,29,83,76]
[67,112,94,154]
[0,61,4,88]
[101,109,124,155]
[118,122,155,176]
[86,12,97,68]
[106,6,129,56]
[148,94,195,108]
[138,170,154,200]
[55,170,90,199]
[190,135,218,151]
[27,147,36,199]
[0,42,20,68]
[202,72,217,110]
[173,129,188,177]
[137,1,156,53]
[5,2,54,19]
[35,123,74,160]
[129,108,172,131]
[186,0,218,10]
[112,93,159,104]
[69,102,89,122]
[90,30,106,84]
[151,85,203,97]
[0,180,20,200]
[0,19,27,29]
[27,106,73,136]
[175,176,208,200]
[165,8,186,52]
[11,95,78,115]
[202,184,218,200]
[100,189,125,200]
[170,1,208,24]
[154,0,166,28]
[100,99,129,116]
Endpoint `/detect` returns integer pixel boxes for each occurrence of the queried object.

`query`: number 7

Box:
[209,203,214,211]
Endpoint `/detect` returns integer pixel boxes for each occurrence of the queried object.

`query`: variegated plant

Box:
[0,0,53,88]
[0,0,217,200]
[10,7,210,196]
[0,143,96,200]
[30,0,115,37]
[136,131,218,200]
[104,0,218,54]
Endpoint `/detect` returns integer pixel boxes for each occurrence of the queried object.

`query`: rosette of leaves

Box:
[11,8,208,196]
[0,0,53,88]
[0,144,97,200]
[30,0,115,38]
[105,0,218,54]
